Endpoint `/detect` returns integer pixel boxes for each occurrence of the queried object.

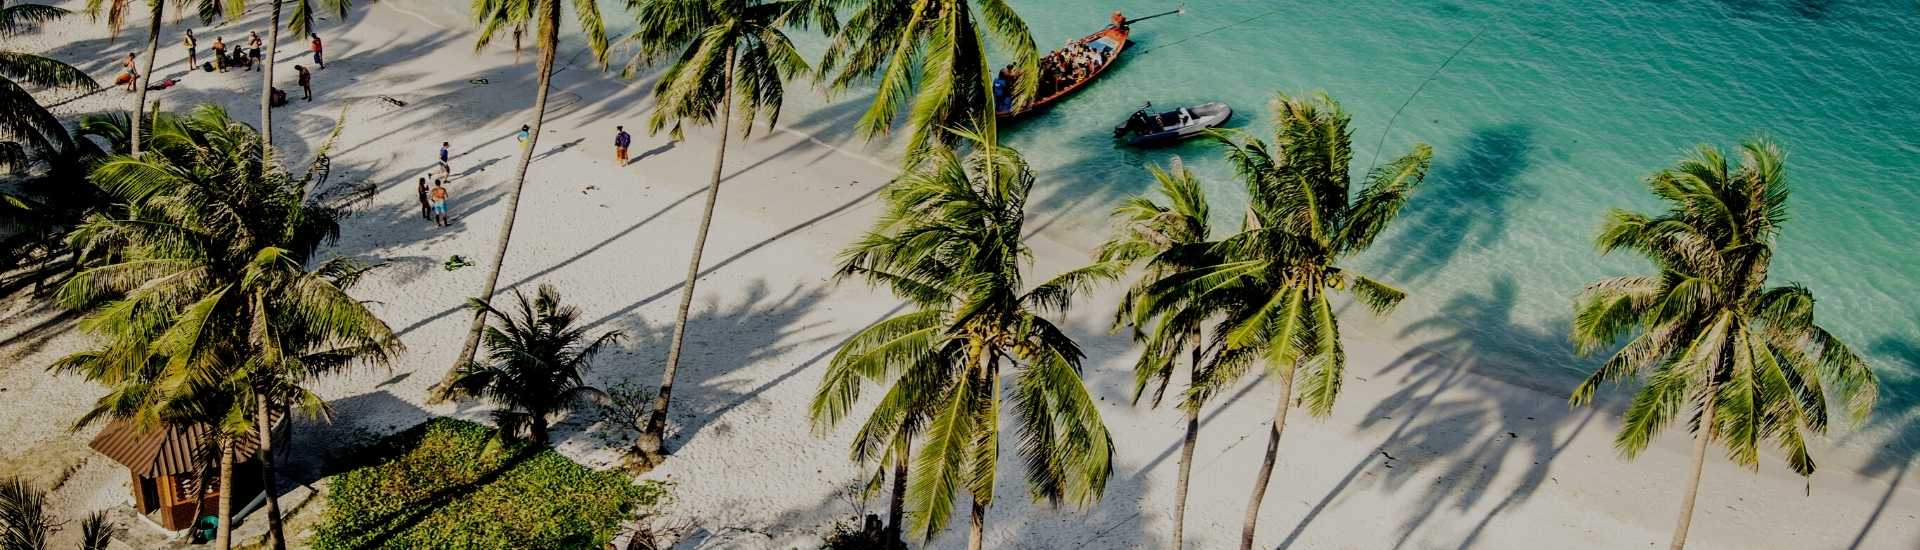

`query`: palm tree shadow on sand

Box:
[1275,276,1615,549]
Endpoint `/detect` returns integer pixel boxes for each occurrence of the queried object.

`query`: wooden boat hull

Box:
[996,26,1129,119]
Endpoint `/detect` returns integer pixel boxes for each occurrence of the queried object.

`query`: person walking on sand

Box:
[247,32,264,71]
[438,141,451,168]
[296,65,313,100]
[430,180,450,227]
[310,34,324,69]
[516,125,530,148]
[211,36,227,72]
[614,126,631,166]
[183,30,197,68]
[416,177,432,220]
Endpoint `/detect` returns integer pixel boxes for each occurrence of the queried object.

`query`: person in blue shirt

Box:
[516,125,531,148]
[614,126,632,166]
[438,142,451,174]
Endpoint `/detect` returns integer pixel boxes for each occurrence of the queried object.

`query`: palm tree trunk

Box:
[214,440,235,550]
[1171,337,1202,550]
[1239,363,1298,550]
[966,498,987,550]
[186,441,216,542]
[255,394,286,550]
[1670,388,1718,550]
[129,0,162,155]
[532,413,551,446]
[433,5,561,403]
[259,0,282,167]
[637,47,736,459]
[886,438,909,547]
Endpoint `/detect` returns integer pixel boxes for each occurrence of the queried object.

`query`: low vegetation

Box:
[311,418,664,550]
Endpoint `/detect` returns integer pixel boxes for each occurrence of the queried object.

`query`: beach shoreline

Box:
[3,1,1916,548]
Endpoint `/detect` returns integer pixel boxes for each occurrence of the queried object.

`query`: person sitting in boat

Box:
[1110,10,1128,30]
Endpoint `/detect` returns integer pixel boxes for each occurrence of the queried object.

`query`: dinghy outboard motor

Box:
[1115,102,1154,138]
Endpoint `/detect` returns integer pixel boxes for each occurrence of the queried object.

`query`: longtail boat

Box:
[994,25,1129,119]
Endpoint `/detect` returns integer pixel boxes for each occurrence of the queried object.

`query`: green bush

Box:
[312,418,665,549]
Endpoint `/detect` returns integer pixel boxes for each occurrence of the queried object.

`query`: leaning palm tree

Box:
[819,0,1037,161]
[55,105,396,550]
[811,131,1115,549]
[1142,91,1431,549]
[452,284,619,445]
[620,0,828,461]
[1093,158,1249,550]
[433,0,610,402]
[1568,139,1878,550]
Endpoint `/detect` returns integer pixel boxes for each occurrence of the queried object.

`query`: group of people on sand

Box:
[120,28,325,104]
[414,126,637,229]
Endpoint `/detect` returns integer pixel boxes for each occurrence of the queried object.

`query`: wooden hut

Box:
[87,415,285,531]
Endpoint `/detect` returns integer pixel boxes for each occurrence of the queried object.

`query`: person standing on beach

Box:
[417,177,432,220]
[183,30,197,68]
[247,32,264,71]
[430,180,450,227]
[438,141,451,172]
[295,65,313,100]
[516,125,531,148]
[310,34,324,69]
[614,126,631,166]
[211,37,227,72]
[120,52,138,92]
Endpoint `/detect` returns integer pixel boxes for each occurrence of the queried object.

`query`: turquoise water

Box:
[402,0,1920,452]
[1000,0,1920,455]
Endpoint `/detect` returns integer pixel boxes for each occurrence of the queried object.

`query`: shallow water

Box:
[396,0,1920,454]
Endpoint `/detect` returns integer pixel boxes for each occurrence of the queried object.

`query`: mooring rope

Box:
[1135,7,1284,56]
[1366,22,1492,171]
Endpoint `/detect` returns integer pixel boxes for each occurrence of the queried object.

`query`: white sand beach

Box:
[2,2,1917,548]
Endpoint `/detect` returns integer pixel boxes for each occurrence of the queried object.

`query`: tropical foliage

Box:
[819,0,1037,161]
[810,131,1113,549]
[312,418,667,550]
[1568,139,1878,549]
[620,0,829,460]
[1132,91,1431,549]
[451,284,620,446]
[51,105,399,550]
[0,476,111,550]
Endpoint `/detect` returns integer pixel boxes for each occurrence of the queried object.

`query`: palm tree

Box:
[84,0,164,155]
[450,284,620,445]
[2,2,96,164]
[1567,139,1878,550]
[620,0,828,461]
[0,476,112,550]
[819,0,1037,161]
[1141,92,1431,549]
[1092,158,1247,550]
[432,0,610,402]
[810,131,1114,549]
[55,105,398,550]
[1,114,120,295]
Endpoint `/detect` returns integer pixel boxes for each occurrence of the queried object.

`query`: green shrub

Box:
[312,418,665,549]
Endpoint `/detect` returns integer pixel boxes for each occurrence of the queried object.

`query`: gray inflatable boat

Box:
[1114,101,1233,147]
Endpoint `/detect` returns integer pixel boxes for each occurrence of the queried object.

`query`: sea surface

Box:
[394,0,1920,458]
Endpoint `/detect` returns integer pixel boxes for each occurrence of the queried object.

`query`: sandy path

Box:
[2,1,1915,548]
